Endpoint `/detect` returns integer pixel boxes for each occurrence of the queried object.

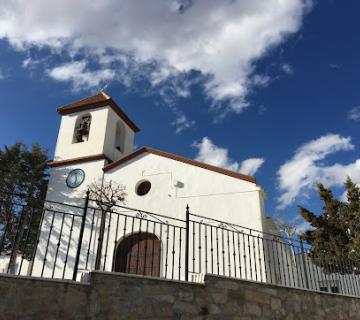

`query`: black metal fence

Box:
[188,213,360,296]
[1,192,360,297]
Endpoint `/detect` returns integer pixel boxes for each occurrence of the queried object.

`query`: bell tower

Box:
[46,92,140,203]
[53,91,140,164]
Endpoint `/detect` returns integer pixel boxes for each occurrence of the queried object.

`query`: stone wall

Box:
[0,272,359,319]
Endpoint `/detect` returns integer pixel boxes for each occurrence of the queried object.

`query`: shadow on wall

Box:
[0,166,96,279]
[46,166,97,206]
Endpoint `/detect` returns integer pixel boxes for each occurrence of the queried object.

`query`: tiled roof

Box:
[57,92,140,132]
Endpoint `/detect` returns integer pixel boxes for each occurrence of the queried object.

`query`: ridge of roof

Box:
[103,146,256,184]
[57,92,140,132]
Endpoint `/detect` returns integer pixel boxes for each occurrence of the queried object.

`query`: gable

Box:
[57,92,140,133]
[103,147,256,184]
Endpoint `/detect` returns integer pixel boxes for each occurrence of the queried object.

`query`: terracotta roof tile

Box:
[57,92,140,132]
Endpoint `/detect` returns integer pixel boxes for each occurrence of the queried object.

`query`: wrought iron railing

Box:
[0,192,359,297]
[188,212,360,296]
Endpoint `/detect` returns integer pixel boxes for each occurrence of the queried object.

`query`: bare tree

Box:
[273,215,300,267]
[89,179,127,270]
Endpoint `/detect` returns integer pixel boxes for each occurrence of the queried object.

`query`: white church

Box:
[5,92,358,296]
[31,91,269,282]
[46,91,266,227]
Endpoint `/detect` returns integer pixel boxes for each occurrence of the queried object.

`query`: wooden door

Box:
[115,233,160,277]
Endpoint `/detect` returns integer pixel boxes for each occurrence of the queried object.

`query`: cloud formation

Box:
[0,0,310,113]
[277,134,360,209]
[348,106,360,122]
[47,61,116,91]
[193,137,264,176]
[239,158,266,176]
[171,114,196,134]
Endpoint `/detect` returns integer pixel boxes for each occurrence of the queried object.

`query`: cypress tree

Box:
[300,178,360,274]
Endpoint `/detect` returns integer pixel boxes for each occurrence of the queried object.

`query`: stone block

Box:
[223,300,242,315]
[178,290,194,302]
[244,302,262,316]
[208,303,222,314]
[244,288,270,304]
[173,301,200,315]
[214,279,240,290]
[270,297,282,310]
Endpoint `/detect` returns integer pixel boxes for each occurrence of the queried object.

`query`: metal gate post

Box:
[185,204,190,282]
[300,239,310,289]
[72,190,90,281]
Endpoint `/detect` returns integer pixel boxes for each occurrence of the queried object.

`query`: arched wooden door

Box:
[114,233,161,277]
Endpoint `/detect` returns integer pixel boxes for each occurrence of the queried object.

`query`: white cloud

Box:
[295,220,313,234]
[171,114,195,134]
[193,137,240,171]
[251,74,271,88]
[0,68,5,79]
[277,134,360,209]
[47,61,116,90]
[193,137,264,176]
[22,57,33,68]
[22,56,49,69]
[239,158,265,176]
[0,0,311,113]
[348,106,360,122]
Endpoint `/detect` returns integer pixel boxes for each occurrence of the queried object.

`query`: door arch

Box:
[114,233,161,277]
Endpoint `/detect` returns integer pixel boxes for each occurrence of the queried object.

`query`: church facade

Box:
[31,92,270,281]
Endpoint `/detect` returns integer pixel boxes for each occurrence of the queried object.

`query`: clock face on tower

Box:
[66,169,85,188]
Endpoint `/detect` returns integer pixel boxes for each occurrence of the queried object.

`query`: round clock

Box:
[66,169,85,188]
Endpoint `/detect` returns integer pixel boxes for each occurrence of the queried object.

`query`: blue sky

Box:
[0,0,359,229]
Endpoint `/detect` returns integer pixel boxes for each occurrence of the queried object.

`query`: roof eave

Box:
[48,154,112,168]
[57,97,140,133]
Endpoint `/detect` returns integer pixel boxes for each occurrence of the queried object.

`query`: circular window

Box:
[66,169,85,188]
[136,180,151,196]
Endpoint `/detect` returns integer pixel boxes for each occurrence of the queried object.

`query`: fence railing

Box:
[0,192,359,297]
[188,212,360,296]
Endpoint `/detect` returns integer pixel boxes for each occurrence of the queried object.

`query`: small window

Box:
[114,121,125,152]
[136,180,151,196]
[73,114,91,143]
[320,287,328,292]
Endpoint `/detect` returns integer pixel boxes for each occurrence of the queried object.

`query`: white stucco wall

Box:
[0,255,30,276]
[32,160,107,279]
[46,160,107,206]
[105,153,265,231]
[54,108,108,161]
[105,152,268,280]
[103,107,135,162]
